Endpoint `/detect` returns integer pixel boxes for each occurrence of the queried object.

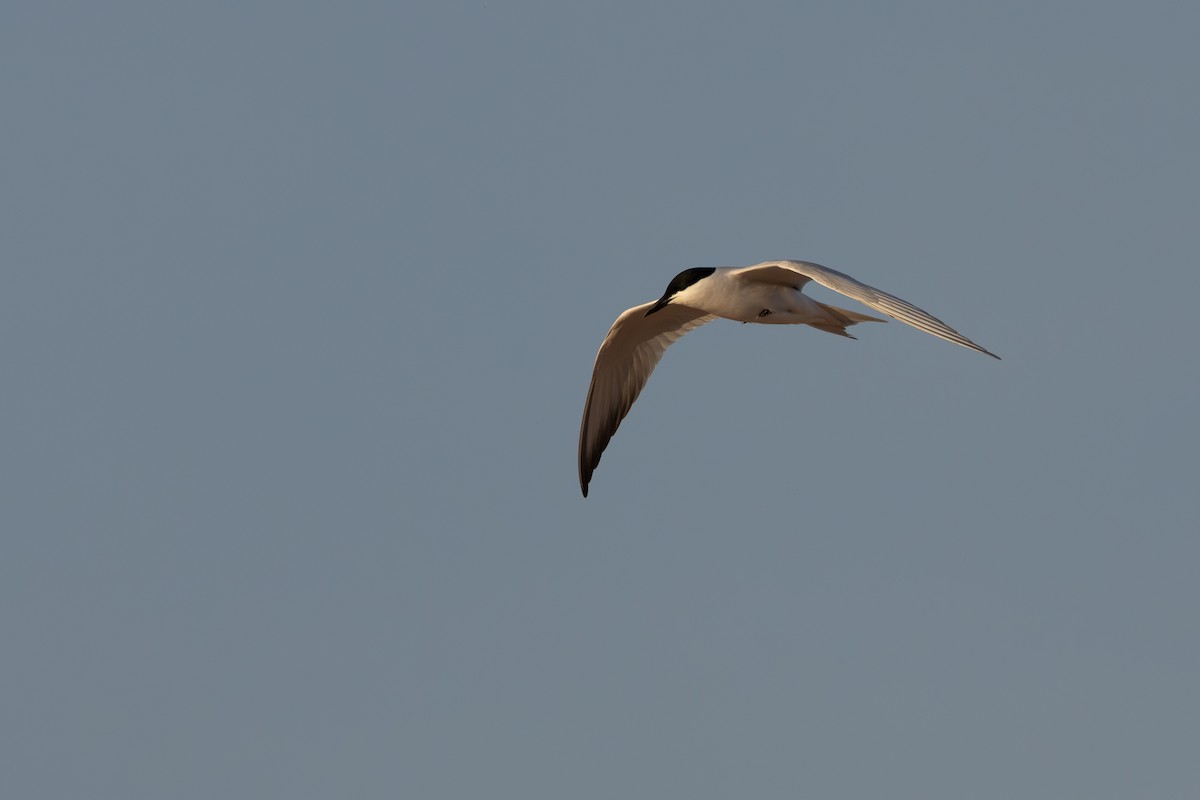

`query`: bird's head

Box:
[645,267,716,315]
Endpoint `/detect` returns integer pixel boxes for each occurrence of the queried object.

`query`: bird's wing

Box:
[578,301,714,496]
[732,261,999,358]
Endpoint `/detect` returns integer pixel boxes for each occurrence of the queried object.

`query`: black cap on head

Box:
[645,267,716,315]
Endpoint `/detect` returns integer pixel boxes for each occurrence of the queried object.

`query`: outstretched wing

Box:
[578,301,714,496]
[733,260,999,358]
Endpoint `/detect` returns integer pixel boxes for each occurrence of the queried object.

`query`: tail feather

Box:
[820,302,886,324]
[810,302,886,338]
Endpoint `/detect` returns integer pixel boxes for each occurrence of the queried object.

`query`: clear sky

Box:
[3,2,1198,798]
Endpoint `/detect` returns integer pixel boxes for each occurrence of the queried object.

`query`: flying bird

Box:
[578,260,998,497]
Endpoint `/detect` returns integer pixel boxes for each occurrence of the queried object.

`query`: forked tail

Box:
[810,302,887,338]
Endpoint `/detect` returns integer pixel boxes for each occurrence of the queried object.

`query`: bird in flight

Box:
[578,260,998,497]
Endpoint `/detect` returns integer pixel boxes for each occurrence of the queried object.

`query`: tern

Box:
[578,259,998,496]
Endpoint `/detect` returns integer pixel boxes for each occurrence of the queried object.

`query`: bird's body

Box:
[668,267,885,328]
[578,260,998,497]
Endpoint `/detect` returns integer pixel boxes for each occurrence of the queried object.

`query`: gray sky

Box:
[3,2,1198,798]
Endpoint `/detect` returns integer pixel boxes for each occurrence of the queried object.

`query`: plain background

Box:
[3,2,1197,798]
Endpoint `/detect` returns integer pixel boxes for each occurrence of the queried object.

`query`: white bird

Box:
[578,260,998,496]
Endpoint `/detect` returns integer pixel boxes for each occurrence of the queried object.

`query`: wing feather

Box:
[578,302,714,496]
[732,261,999,358]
